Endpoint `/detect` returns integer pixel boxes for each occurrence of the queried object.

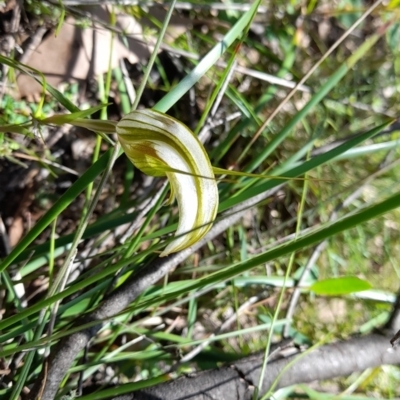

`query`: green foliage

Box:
[310,276,372,296]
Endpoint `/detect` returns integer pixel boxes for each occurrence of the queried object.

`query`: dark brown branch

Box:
[111,333,400,400]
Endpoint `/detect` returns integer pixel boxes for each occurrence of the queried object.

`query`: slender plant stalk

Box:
[254,149,310,400]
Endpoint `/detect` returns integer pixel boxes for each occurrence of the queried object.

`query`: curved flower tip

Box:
[116,109,219,257]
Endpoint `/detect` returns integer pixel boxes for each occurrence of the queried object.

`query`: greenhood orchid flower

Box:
[116,109,219,257]
[25,106,311,258]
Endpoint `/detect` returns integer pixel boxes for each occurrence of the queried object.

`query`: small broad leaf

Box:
[310,276,372,296]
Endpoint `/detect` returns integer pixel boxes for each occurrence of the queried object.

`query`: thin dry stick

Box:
[18,26,48,65]
[210,59,238,119]
[244,0,384,150]
[0,217,27,308]
[165,48,311,92]
[46,125,72,148]
[57,1,269,13]
[386,290,400,346]
[198,60,238,143]
[12,152,79,175]
[171,294,261,369]
[0,2,20,100]
[70,181,167,278]
[119,58,136,106]
[233,63,310,92]
[66,239,97,284]
[0,215,11,258]
[120,181,169,244]
[198,111,241,143]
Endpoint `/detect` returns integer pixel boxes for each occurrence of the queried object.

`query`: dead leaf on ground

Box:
[16,5,190,99]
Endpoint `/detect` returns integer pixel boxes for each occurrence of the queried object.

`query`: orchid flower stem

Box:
[42,144,121,374]
[48,145,121,299]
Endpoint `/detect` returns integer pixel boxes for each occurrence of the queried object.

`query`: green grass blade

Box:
[220,120,393,210]
[154,0,262,113]
[149,189,400,302]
